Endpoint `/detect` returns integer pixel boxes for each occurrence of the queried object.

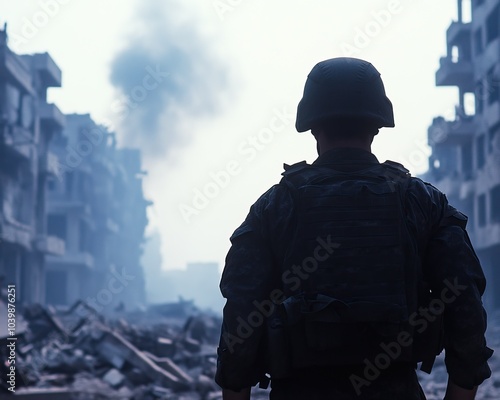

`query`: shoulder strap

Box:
[382,160,410,175]
[283,160,309,173]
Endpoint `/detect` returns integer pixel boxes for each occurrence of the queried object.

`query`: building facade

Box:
[0,26,65,304]
[45,114,150,309]
[0,26,150,309]
[426,0,500,309]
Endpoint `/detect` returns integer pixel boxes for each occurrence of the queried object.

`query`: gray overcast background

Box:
[1,0,460,271]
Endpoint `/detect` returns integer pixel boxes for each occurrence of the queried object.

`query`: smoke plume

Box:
[110,0,230,158]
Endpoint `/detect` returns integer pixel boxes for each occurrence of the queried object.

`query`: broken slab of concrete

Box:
[102,368,125,388]
[143,351,194,385]
[23,304,69,342]
[182,337,202,353]
[95,326,191,391]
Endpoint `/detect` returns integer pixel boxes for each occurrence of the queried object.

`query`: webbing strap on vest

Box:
[271,160,442,371]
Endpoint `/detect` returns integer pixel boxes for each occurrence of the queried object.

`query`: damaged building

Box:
[45,114,150,309]
[425,0,500,309]
[0,26,65,304]
[0,26,150,309]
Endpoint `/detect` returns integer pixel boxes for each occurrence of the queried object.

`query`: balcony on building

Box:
[39,101,65,132]
[0,125,32,160]
[447,21,472,47]
[0,221,33,250]
[39,151,60,177]
[35,234,65,256]
[47,251,95,269]
[31,52,62,88]
[436,56,474,90]
[428,116,476,146]
[0,47,34,94]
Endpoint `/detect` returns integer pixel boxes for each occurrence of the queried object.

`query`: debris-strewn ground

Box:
[0,300,223,399]
[1,301,498,399]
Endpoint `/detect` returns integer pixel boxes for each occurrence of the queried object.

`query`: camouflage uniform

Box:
[215,148,493,399]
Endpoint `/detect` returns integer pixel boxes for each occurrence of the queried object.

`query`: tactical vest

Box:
[266,160,442,376]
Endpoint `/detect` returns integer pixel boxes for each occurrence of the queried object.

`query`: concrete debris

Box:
[3,298,498,399]
[143,352,194,385]
[96,327,188,391]
[0,300,222,400]
[102,369,125,388]
[23,303,69,342]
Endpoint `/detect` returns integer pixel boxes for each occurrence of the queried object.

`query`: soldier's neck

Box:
[313,129,375,155]
[317,139,372,156]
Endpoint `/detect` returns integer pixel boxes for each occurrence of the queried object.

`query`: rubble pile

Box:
[0,301,223,399]
[2,300,499,399]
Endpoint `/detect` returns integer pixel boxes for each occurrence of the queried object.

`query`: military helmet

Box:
[295,57,395,133]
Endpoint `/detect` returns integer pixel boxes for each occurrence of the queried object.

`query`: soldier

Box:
[215,57,493,400]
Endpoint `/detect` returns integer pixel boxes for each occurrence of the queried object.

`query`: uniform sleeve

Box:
[215,185,293,391]
[421,187,493,389]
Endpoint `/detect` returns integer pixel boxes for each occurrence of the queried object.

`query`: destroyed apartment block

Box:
[0,299,223,399]
[0,25,151,311]
[45,113,151,310]
[0,27,65,305]
[424,0,500,309]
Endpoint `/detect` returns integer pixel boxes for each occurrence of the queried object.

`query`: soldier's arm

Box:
[422,190,493,391]
[215,227,274,390]
[216,185,293,392]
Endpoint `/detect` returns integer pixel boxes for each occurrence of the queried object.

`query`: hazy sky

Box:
[1,0,463,271]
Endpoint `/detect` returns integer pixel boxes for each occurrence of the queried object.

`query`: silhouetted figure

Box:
[215,58,492,400]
